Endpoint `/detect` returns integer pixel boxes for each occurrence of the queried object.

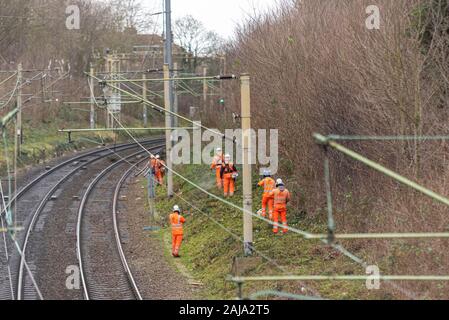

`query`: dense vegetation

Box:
[199,0,449,299]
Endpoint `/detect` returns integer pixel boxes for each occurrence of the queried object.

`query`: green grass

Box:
[0,117,160,175]
[150,163,388,300]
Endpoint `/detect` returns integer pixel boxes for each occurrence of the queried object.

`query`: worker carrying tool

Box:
[220,154,238,197]
[211,148,224,189]
[169,205,186,258]
[258,170,275,220]
[154,154,166,185]
[142,154,158,198]
[267,179,291,234]
[142,154,157,175]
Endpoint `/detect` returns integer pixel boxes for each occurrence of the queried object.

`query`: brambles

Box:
[209,0,449,298]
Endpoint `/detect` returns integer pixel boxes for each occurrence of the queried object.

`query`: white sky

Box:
[146,0,279,39]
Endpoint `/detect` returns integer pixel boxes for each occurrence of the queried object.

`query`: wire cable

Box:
[0,182,15,299]
[89,73,420,299]
[0,77,20,111]
[0,129,43,300]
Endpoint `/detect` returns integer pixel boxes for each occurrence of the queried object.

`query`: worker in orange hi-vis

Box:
[268,179,291,234]
[142,154,157,175]
[258,170,276,220]
[142,154,158,198]
[169,205,186,258]
[210,148,224,189]
[220,154,238,197]
[154,154,166,185]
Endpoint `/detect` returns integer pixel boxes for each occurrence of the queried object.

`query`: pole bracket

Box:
[314,133,330,146]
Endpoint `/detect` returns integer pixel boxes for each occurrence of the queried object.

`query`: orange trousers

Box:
[223,176,235,197]
[261,195,274,219]
[172,234,183,256]
[215,168,223,189]
[273,208,288,234]
[155,171,164,185]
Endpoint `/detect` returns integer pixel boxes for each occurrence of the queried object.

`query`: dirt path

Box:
[119,176,197,300]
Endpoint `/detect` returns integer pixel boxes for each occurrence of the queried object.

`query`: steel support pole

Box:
[203,67,208,109]
[89,65,95,129]
[164,0,173,68]
[106,54,111,128]
[143,73,148,127]
[164,0,174,198]
[173,62,179,128]
[17,63,22,155]
[164,64,174,198]
[241,74,253,256]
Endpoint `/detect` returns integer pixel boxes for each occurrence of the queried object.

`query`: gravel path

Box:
[119,177,197,300]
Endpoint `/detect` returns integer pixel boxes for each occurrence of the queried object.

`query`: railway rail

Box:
[77,145,162,300]
[0,138,164,300]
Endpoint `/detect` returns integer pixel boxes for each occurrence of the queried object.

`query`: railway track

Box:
[0,138,163,300]
[77,147,157,300]
[111,157,149,300]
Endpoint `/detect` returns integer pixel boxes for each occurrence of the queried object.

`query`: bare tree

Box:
[212,0,449,299]
[108,0,155,32]
[173,15,225,70]
[0,0,30,63]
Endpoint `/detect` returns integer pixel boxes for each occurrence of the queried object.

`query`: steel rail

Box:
[0,137,163,218]
[77,143,164,300]
[16,139,164,299]
[112,158,149,300]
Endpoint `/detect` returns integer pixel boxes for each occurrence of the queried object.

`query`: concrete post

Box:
[241,74,253,256]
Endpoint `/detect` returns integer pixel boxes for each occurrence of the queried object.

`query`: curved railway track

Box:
[0,138,163,300]
[77,145,161,300]
[111,157,149,300]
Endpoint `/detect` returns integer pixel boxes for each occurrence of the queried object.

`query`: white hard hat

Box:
[216,147,222,152]
[156,154,160,159]
[276,178,284,186]
[224,154,231,161]
[173,205,180,212]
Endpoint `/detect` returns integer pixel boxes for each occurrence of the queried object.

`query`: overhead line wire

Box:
[88,73,419,299]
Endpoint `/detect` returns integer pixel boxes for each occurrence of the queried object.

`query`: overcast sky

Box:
[145,0,279,39]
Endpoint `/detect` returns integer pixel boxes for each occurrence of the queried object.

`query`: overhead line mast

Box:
[164,0,174,198]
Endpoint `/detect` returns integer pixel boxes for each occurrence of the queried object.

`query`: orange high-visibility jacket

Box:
[268,188,291,209]
[156,159,166,173]
[220,163,237,179]
[211,155,224,170]
[169,213,186,236]
[149,158,158,172]
[258,177,276,194]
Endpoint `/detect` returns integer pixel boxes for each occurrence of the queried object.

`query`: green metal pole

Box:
[232,275,449,282]
[323,146,335,244]
[1,108,19,128]
[314,133,449,207]
[58,127,196,133]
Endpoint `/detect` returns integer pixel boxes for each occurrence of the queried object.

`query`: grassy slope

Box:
[0,118,155,174]
[152,163,388,300]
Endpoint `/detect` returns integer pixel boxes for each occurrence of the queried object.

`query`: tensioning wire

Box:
[87,72,233,144]
[89,78,419,298]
